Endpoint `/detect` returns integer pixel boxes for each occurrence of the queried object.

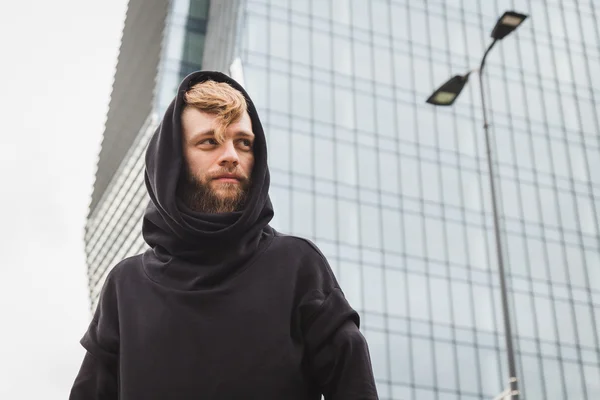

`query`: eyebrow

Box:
[189,129,255,142]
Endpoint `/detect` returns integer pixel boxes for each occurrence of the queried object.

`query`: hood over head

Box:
[141,71,274,290]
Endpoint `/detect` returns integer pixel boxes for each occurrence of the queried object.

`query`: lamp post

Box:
[426,11,528,400]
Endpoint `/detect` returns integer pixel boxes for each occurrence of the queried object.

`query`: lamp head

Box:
[491,11,528,40]
[426,74,470,106]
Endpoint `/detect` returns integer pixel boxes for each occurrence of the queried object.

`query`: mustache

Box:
[208,169,249,181]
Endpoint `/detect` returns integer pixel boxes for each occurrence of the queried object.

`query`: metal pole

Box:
[478,39,520,399]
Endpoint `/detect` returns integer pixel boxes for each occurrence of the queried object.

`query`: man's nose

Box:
[218,141,239,167]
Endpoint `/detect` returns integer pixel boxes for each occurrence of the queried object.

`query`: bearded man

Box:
[70,71,378,400]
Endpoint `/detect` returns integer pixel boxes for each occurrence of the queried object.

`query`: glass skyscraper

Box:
[85,0,600,398]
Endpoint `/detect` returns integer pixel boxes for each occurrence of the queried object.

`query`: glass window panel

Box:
[188,0,209,18]
[520,355,545,400]
[549,135,570,179]
[337,199,359,245]
[247,14,268,53]
[412,337,434,387]
[386,268,406,318]
[243,65,268,110]
[545,241,566,283]
[311,0,329,19]
[269,72,290,113]
[357,147,378,190]
[288,0,308,14]
[374,97,395,138]
[416,106,436,148]
[313,136,334,181]
[338,260,362,309]
[445,221,467,266]
[500,178,523,220]
[315,195,335,241]
[565,245,587,287]
[408,272,430,319]
[334,87,355,129]
[389,333,410,385]
[519,182,541,224]
[438,394,459,400]
[312,82,333,124]
[452,281,474,328]
[392,384,411,399]
[472,285,495,331]
[574,303,596,348]
[555,301,577,345]
[425,217,446,261]
[378,151,399,194]
[400,157,420,199]
[567,142,587,180]
[420,160,441,203]
[182,31,205,65]
[290,24,310,65]
[335,141,357,185]
[576,195,597,237]
[363,266,384,313]
[467,225,489,271]
[332,35,352,76]
[414,388,436,400]
[359,203,381,249]
[291,132,312,174]
[434,340,457,391]
[506,234,528,276]
[584,250,600,292]
[382,209,402,254]
[478,348,502,396]
[456,344,480,393]
[291,75,310,119]
[267,127,290,171]
[355,93,375,133]
[539,185,559,227]
[311,30,331,70]
[564,361,585,400]
[403,214,425,259]
[528,237,551,281]
[584,364,600,399]
[352,41,373,79]
[440,163,462,206]
[514,292,535,338]
[430,277,452,325]
[291,190,313,237]
[372,46,392,85]
[269,19,289,60]
[461,169,483,213]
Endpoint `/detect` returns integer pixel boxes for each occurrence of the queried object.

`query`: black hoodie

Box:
[70,71,378,400]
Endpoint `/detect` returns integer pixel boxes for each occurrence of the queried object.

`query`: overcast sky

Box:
[0,1,127,397]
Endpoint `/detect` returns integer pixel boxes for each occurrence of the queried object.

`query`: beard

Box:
[177,167,251,214]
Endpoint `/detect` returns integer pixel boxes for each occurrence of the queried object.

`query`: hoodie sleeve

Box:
[296,241,378,400]
[69,351,118,399]
[300,288,379,400]
[70,270,120,399]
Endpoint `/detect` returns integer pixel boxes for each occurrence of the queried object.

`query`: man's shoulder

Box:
[271,231,326,261]
[270,231,339,294]
[104,252,145,284]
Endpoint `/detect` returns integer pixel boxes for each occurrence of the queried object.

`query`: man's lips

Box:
[212,174,242,183]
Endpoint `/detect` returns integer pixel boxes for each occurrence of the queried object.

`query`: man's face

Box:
[179,107,255,213]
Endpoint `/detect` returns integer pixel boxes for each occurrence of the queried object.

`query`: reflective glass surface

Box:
[238,0,600,398]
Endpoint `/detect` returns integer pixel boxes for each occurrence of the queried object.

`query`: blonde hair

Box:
[184,80,248,143]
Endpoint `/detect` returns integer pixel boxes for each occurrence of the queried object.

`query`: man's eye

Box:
[199,138,218,146]
[239,139,253,148]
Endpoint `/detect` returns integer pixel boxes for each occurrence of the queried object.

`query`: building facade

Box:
[85,0,600,398]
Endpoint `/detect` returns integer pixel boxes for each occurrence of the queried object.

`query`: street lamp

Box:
[426,10,528,400]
